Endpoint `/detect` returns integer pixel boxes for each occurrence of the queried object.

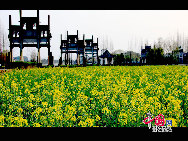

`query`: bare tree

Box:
[100,35,114,53]
[30,50,37,62]
[155,37,163,49]
[99,35,106,51]
[144,39,149,46]
[0,20,2,53]
[146,32,188,55]
[185,37,188,52]
[0,20,9,53]
[163,37,172,53]
[109,37,114,52]
[105,36,108,50]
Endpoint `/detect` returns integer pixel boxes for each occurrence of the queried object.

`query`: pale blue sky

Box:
[1,10,188,60]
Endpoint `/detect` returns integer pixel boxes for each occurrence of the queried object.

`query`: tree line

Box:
[113,46,186,66]
[113,32,188,65]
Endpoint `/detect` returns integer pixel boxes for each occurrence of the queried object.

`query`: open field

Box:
[0,66,187,127]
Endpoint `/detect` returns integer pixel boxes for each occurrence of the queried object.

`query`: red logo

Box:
[143,114,165,126]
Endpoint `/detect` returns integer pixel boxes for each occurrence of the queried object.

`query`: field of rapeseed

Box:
[0,66,187,127]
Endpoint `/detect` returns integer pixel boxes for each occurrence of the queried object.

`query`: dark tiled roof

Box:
[100,50,113,58]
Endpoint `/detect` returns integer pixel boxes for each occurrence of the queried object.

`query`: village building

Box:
[99,49,114,65]
[140,45,151,64]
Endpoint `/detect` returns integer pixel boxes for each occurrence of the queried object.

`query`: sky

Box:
[1,10,188,60]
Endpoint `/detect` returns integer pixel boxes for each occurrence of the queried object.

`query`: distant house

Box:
[172,47,184,64]
[13,56,28,62]
[178,49,183,64]
[165,46,187,64]
[183,52,188,64]
[176,48,183,64]
[99,49,114,65]
[140,45,151,64]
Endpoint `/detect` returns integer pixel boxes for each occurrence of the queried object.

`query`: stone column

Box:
[77,53,80,65]
[10,47,13,62]
[20,45,24,61]
[37,48,40,63]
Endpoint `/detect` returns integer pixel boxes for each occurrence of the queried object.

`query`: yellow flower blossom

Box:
[0,66,187,127]
[33,123,41,127]
[95,115,101,121]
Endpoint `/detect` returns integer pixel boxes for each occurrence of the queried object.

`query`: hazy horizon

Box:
[1,10,188,60]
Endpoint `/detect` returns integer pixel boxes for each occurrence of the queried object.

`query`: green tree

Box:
[114,53,125,66]
[146,47,164,65]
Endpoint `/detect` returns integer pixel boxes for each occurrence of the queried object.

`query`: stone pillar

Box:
[19,31,24,62]
[97,38,99,65]
[10,47,13,62]
[60,34,63,65]
[20,46,24,61]
[77,53,80,65]
[65,53,67,65]
[48,46,50,65]
[66,52,68,65]
[37,48,40,63]
[105,58,107,65]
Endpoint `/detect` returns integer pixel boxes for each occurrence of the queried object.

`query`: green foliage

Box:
[146,47,165,65]
[10,62,38,69]
[113,53,125,66]
[0,66,187,127]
